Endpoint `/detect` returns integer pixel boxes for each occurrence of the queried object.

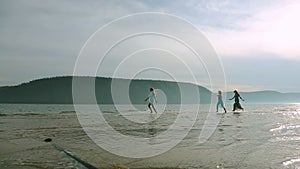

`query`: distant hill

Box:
[0,77,299,104]
[0,76,212,104]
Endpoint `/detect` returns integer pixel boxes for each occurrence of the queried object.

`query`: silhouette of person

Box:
[216,91,227,113]
[229,90,244,111]
[144,87,157,113]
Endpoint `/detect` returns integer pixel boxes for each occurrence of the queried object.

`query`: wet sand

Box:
[1,106,300,169]
[0,113,186,169]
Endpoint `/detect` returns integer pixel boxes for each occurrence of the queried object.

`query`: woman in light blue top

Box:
[216,91,227,113]
[145,87,157,113]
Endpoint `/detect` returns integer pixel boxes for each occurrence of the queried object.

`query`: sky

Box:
[0,0,300,92]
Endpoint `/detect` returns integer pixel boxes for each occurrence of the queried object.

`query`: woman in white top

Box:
[145,87,157,113]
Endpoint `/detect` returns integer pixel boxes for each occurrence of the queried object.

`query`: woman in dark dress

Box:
[229,90,244,111]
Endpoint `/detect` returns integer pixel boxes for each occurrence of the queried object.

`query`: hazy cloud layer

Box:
[0,0,299,92]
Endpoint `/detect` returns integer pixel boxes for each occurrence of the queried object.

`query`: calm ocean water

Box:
[1,103,300,168]
[0,104,76,114]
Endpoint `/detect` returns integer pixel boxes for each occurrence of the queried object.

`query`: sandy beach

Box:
[1,104,300,169]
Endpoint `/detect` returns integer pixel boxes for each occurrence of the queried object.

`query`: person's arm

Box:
[144,97,149,101]
[239,96,245,101]
[154,95,158,103]
[229,96,234,100]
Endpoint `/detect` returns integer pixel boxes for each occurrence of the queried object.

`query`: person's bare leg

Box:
[148,104,153,113]
[152,105,158,113]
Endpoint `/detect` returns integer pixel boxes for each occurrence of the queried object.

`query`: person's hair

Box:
[234,90,238,94]
[218,91,222,94]
[150,87,156,96]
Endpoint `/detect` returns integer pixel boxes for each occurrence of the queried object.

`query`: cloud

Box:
[0,0,299,92]
[0,0,150,86]
[221,56,300,92]
[225,84,267,92]
[203,0,300,59]
[74,14,224,91]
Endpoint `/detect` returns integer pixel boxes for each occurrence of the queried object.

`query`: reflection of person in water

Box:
[145,87,157,113]
[229,90,244,111]
[216,91,227,113]
[148,119,158,136]
[148,115,158,143]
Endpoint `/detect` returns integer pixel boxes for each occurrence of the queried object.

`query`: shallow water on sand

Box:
[1,103,300,168]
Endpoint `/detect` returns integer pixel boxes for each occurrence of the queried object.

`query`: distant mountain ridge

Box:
[0,76,299,104]
[0,76,212,104]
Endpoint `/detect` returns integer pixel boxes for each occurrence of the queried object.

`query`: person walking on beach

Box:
[145,87,157,113]
[229,90,244,111]
[216,91,227,113]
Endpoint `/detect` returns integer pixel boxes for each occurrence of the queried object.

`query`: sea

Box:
[1,103,300,169]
